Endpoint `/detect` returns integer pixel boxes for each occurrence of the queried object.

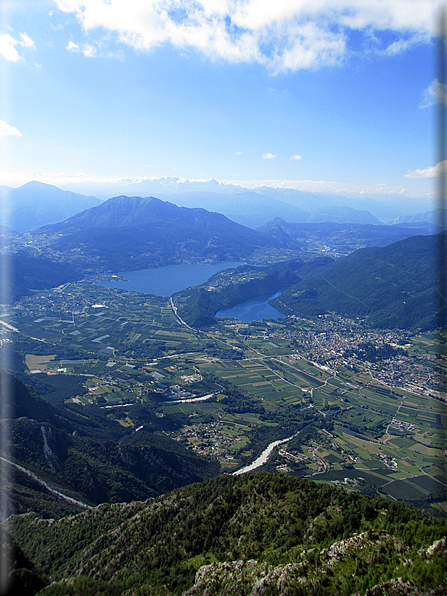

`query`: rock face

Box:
[185,564,429,596]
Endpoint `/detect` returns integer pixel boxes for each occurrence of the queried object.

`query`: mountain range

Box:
[1,181,441,232]
[160,190,311,228]
[1,188,442,333]
[57,177,433,223]
[162,191,405,228]
[35,195,300,271]
[0,181,102,233]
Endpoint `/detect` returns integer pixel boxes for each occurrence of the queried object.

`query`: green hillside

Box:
[3,473,446,595]
[272,232,445,330]
[0,373,218,520]
[174,258,332,327]
[1,254,82,303]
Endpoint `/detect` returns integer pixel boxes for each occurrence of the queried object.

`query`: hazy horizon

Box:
[0,0,442,203]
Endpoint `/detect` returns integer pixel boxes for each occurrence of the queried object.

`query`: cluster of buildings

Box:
[389,419,415,432]
[274,316,441,396]
[173,421,244,460]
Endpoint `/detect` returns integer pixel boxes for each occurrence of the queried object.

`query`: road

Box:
[0,456,92,510]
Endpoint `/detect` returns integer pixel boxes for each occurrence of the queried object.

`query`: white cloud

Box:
[0,32,34,62]
[383,33,426,56]
[404,161,447,178]
[53,0,441,72]
[234,151,242,155]
[0,168,431,199]
[421,79,447,108]
[82,44,97,57]
[0,35,20,61]
[0,120,22,137]
[232,177,432,198]
[66,40,97,56]
[262,153,276,159]
[20,34,34,48]
[290,154,302,161]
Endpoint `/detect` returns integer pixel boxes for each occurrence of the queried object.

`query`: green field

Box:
[3,279,446,513]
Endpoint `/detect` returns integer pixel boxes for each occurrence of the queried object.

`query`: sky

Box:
[0,0,445,200]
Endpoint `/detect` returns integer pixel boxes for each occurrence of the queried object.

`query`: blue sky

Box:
[0,0,444,200]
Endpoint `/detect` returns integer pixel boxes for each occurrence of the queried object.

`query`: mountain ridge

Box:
[0,181,102,233]
[271,231,445,330]
[36,195,301,271]
[3,473,446,595]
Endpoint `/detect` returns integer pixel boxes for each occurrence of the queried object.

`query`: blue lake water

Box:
[216,290,286,323]
[99,262,244,296]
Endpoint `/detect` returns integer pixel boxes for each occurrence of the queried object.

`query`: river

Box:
[232,429,303,475]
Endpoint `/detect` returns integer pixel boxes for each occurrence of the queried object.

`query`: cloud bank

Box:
[404,161,447,179]
[54,0,440,72]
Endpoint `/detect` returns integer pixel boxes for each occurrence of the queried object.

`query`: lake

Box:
[99,263,286,323]
[216,290,286,323]
[99,262,244,296]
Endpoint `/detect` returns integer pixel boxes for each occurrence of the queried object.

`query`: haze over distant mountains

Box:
[0,180,441,232]
[162,191,311,228]
[260,218,440,256]
[0,181,102,233]
[163,188,442,228]
[157,191,386,228]
[57,176,433,223]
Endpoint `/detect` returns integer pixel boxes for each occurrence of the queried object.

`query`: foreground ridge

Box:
[3,473,446,595]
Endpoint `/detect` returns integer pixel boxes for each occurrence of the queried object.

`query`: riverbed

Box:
[232,430,301,475]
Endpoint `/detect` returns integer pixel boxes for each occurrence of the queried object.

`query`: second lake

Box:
[216,290,286,323]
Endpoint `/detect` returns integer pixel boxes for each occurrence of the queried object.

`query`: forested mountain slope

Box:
[0,373,218,521]
[3,473,446,595]
[37,196,300,270]
[272,232,446,330]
